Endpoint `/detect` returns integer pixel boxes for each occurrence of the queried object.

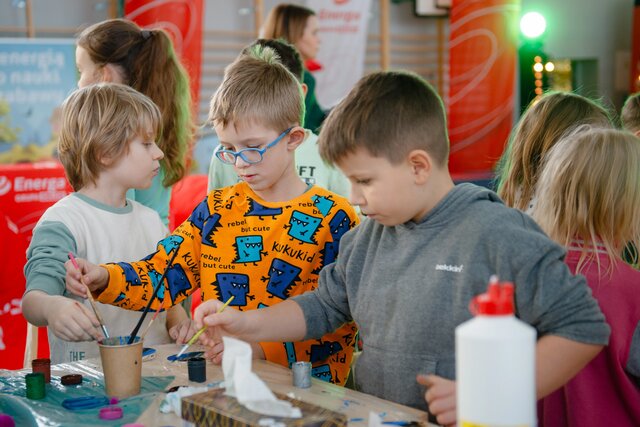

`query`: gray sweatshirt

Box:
[294,183,610,411]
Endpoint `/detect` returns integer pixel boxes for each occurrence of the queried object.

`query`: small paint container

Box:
[25,372,46,399]
[188,357,206,383]
[99,406,123,420]
[61,374,82,386]
[31,358,51,383]
[292,361,312,388]
[0,413,15,427]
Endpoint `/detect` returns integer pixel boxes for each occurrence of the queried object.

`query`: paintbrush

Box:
[127,248,180,344]
[68,252,110,339]
[174,295,235,360]
[139,300,163,342]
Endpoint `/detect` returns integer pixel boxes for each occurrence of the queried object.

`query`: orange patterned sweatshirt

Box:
[97,182,359,385]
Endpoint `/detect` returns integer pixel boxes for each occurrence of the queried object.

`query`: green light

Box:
[520,12,546,39]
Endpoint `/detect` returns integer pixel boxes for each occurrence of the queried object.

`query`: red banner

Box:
[630,1,640,93]
[447,0,519,174]
[0,161,71,368]
[124,0,203,113]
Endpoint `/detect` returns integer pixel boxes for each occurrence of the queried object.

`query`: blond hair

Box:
[621,92,640,134]
[532,126,640,274]
[58,83,161,190]
[77,18,193,186]
[208,45,304,132]
[496,91,613,211]
[319,70,449,166]
[260,4,315,45]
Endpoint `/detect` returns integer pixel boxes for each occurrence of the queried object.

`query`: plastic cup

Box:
[98,336,143,398]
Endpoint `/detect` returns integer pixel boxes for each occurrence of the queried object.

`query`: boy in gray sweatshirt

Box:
[163,71,608,425]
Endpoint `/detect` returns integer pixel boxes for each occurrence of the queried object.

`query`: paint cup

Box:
[292,361,312,388]
[25,372,45,399]
[98,336,143,398]
[188,357,206,383]
[31,358,51,383]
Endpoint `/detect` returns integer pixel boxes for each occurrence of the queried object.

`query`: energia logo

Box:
[0,176,11,196]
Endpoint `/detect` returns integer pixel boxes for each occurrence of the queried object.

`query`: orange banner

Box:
[124,0,203,112]
[448,0,519,174]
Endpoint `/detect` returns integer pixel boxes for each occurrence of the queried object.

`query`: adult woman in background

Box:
[261,3,326,132]
[76,18,194,226]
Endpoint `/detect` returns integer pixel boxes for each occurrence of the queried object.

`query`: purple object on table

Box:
[0,414,15,427]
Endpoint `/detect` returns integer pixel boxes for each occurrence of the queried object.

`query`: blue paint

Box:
[61,396,109,410]
[167,351,204,362]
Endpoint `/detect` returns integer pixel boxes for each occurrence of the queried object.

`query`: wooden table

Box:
[2,344,435,426]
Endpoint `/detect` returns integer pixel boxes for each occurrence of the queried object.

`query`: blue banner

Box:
[0,38,77,163]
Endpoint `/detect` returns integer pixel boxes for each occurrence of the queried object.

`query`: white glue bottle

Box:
[456,276,536,427]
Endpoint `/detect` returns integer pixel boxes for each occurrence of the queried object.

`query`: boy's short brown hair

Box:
[208,45,304,132]
[621,92,640,134]
[318,71,449,166]
[58,83,161,190]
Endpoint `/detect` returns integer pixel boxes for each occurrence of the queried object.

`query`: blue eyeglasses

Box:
[214,127,293,165]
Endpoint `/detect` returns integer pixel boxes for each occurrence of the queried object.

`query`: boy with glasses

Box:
[208,39,349,199]
[64,46,359,385]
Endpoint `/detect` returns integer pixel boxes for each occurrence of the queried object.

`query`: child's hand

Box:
[65,258,109,297]
[193,299,248,337]
[46,296,104,342]
[168,318,197,344]
[417,374,457,427]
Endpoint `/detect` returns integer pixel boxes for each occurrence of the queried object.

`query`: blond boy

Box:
[23,83,186,364]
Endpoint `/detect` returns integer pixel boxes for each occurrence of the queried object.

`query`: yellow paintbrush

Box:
[174,295,234,360]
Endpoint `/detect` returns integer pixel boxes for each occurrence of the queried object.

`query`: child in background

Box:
[495,91,613,212]
[261,4,325,132]
[76,18,193,226]
[208,38,349,199]
[621,91,640,135]
[65,47,359,385]
[23,84,186,364]
[532,126,640,427]
[190,71,610,426]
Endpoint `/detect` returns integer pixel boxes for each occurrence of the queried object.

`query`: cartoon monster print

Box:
[158,235,183,256]
[148,269,166,301]
[165,264,191,304]
[316,209,353,270]
[311,364,333,383]
[113,292,127,304]
[285,210,322,244]
[257,303,269,309]
[284,342,297,367]
[233,235,267,264]
[201,213,222,248]
[308,341,343,364]
[117,262,141,291]
[245,198,282,220]
[262,258,302,299]
[311,195,335,217]
[213,273,252,306]
[188,197,211,230]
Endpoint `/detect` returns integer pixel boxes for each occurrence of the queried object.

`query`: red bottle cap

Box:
[470,280,515,316]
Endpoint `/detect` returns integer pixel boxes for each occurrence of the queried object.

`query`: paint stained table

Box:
[2,344,435,426]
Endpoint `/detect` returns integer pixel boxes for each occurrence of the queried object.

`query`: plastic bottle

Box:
[456,277,536,427]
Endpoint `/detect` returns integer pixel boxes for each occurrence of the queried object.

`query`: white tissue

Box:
[222,337,302,418]
[159,385,211,417]
[368,411,386,427]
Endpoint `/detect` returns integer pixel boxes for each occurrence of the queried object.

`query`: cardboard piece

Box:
[181,388,347,427]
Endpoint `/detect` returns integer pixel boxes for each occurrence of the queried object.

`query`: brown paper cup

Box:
[98,336,143,398]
